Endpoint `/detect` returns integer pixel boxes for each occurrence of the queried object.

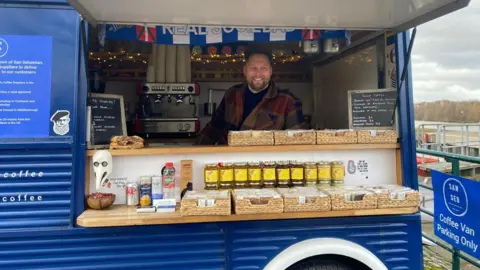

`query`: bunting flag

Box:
[104,24,351,46]
[302,29,321,40]
[136,25,157,43]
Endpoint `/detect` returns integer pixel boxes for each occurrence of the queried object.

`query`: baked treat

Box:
[232,189,284,214]
[364,184,420,208]
[180,190,231,216]
[277,187,331,212]
[319,186,377,210]
[110,136,145,149]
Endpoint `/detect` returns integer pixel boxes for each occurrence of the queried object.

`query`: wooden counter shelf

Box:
[76,205,418,228]
[86,143,400,156]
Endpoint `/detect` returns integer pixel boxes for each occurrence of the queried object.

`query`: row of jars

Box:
[204,161,345,190]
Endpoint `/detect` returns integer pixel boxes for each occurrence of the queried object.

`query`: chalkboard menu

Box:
[348,89,397,129]
[87,93,126,148]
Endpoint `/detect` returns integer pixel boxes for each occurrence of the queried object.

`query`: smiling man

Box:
[196,47,305,145]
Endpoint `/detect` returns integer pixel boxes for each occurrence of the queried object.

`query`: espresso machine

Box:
[135,83,200,138]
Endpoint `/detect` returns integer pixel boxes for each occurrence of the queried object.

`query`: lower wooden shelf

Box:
[76,205,419,227]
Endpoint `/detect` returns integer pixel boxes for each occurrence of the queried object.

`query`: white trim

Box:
[263,238,388,270]
[65,0,469,30]
[67,0,98,26]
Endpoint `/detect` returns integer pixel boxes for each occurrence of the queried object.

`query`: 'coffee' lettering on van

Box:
[1,194,43,203]
[2,170,44,178]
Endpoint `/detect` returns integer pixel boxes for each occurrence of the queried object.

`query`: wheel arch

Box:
[263,237,388,270]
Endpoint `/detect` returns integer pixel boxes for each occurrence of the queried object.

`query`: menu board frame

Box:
[87,93,127,149]
[347,88,397,130]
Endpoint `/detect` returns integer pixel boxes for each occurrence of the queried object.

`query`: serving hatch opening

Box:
[86,18,387,148]
[69,0,470,32]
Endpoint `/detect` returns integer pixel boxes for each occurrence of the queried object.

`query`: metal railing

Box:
[417,123,480,157]
[417,148,480,270]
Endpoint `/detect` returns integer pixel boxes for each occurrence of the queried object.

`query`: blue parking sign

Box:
[432,170,479,259]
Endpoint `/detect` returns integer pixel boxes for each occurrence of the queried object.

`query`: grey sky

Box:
[411,0,479,103]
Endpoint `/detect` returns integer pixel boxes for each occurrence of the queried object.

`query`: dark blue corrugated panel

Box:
[228,214,423,270]
[0,224,226,270]
[0,215,421,269]
[0,145,73,230]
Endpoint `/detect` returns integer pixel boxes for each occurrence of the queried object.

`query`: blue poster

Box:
[433,170,479,259]
[0,35,52,138]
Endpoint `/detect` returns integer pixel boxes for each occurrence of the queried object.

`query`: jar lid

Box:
[317,161,330,165]
[331,161,344,165]
[223,162,234,166]
[248,162,260,165]
[291,161,303,165]
[234,162,247,166]
[263,161,277,166]
[305,162,317,166]
[205,163,218,167]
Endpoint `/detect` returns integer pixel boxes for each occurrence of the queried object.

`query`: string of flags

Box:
[99,24,351,46]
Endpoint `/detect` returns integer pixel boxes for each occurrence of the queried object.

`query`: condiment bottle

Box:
[276,161,291,188]
[317,161,332,186]
[162,162,176,200]
[234,162,248,188]
[290,161,305,187]
[262,161,277,188]
[331,161,345,186]
[204,164,219,190]
[139,176,152,206]
[304,162,318,186]
[247,162,262,188]
[219,162,234,189]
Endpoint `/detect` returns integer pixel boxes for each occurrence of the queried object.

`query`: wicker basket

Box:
[320,186,377,210]
[86,193,116,210]
[316,130,357,145]
[274,130,316,145]
[277,187,331,212]
[365,185,420,208]
[228,130,274,146]
[233,189,284,215]
[357,130,397,144]
[180,190,231,216]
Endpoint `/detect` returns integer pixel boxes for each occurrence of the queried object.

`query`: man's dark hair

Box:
[244,46,273,65]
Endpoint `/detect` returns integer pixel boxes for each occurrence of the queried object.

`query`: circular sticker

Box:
[0,38,9,58]
[443,178,468,217]
[347,160,356,174]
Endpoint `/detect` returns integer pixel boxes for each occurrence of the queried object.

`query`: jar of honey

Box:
[304,162,318,186]
[204,164,219,190]
[317,161,331,186]
[290,161,305,187]
[262,161,277,188]
[247,162,262,188]
[276,161,291,188]
[234,162,248,188]
[219,162,234,189]
[331,161,345,185]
